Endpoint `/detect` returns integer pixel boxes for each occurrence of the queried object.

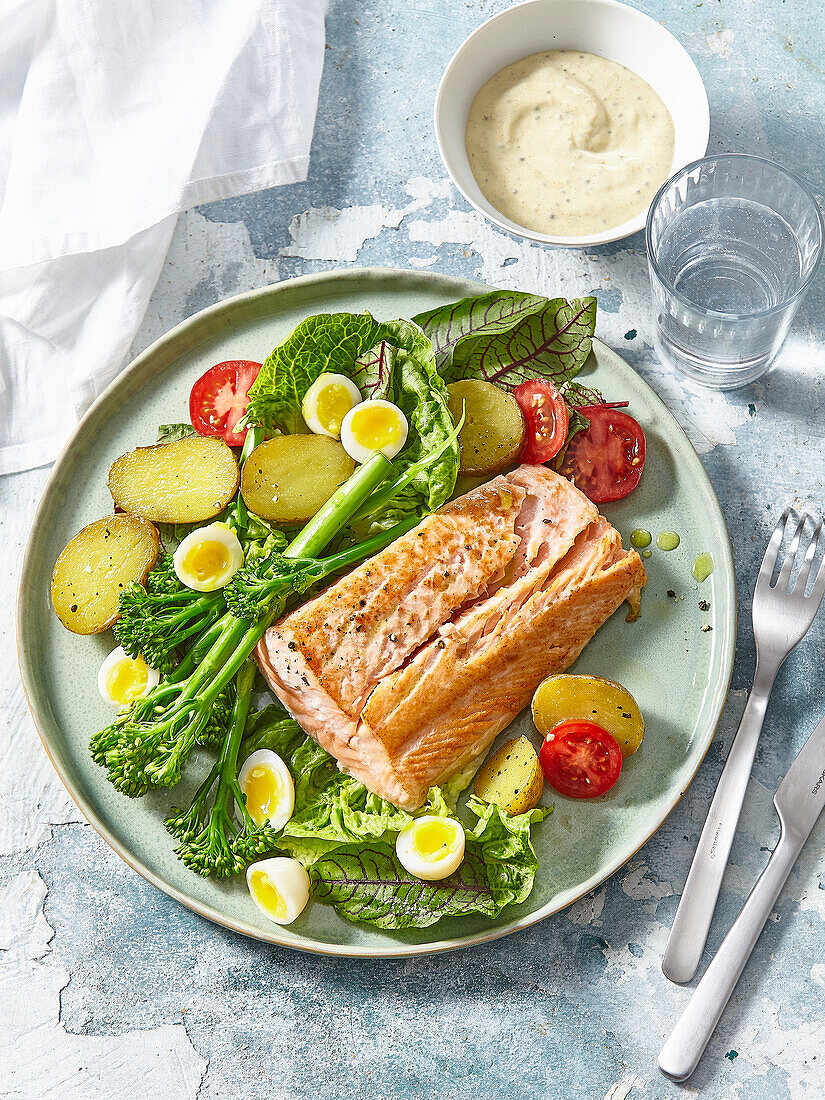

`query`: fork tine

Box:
[757,506,792,588]
[776,512,809,591]
[794,518,824,594]
[806,527,825,606]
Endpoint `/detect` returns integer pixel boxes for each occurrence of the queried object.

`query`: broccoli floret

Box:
[145,553,182,594]
[113,555,225,674]
[196,687,232,749]
[223,553,326,621]
[165,661,277,877]
[90,604,263,797]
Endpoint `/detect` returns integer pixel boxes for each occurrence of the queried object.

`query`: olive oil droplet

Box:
[656,531,680,551]
[692,552,714,582]
[630,528,652,549]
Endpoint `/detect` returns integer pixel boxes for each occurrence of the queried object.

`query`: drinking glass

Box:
[646,154,824,389]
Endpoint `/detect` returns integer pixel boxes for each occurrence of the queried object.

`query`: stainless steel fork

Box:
[662,506,825,984]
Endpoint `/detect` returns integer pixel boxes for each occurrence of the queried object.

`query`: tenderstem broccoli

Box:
[223,516,418,622]
[113,554,226,674]
[90,453,397,796]
[91,417,463,802]
[165,660,275,876]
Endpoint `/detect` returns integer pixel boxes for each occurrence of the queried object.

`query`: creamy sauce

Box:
[465,50,675,237]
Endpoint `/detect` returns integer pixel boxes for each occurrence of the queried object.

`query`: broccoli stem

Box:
[314,513,419,574]
[233,426,265,530]
[209,658,255,821]
[166,659,271,877]
[165,615,226,683]
[286,452,392,558]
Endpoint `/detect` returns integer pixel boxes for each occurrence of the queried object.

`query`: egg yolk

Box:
[181,540,231,585]
[105,657,150,706]
[249,870,287,919]
[412,819,457,862]
[242,765,282,825]
[314,384,356,435]
[348,404,403,450]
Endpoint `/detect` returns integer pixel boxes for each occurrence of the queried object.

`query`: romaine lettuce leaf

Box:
[247,312,387,434]
[465,795,549,911]
[156,422,198,443]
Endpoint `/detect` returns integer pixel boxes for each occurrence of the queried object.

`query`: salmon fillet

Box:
[256,465,645,810]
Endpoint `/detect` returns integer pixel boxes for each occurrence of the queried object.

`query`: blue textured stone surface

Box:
[3,2,824,1097]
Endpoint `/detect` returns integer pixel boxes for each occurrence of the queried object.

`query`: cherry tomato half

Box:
[559,406,645,503]
[539,719,623,799]
[189,360,262,447]
[513,379,570,464]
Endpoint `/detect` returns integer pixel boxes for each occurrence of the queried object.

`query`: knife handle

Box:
[659,828,801,1082]
[662,669,774,984]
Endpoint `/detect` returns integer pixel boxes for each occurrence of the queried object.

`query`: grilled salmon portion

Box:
[264,476,526,715]
[257,465,645,810]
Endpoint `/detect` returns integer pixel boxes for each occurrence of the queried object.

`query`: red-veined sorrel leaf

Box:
[414,291,597,390]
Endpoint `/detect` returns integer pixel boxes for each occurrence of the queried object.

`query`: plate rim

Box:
[17,266,737,958]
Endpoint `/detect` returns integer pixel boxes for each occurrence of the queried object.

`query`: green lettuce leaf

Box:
[390,345,457,513]
[245,312,459,516]
[466,795,549,910]
[439,760,482,807]
[413,291,597,391]
[156,422,198,443]
[239,706,412,865]
[221,504,289,566]
[247,313,386,434]
[307,796,549,929]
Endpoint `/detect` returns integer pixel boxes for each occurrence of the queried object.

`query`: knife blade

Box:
[774,711,825,838]
[659,711,825,1081]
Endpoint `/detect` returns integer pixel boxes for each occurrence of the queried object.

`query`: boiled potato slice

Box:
[473,736,544,814]
[240,435,356,524]
[108,436,239,523]
[447,379,525,475]
[532,674,644,757]
[51,514,159,634]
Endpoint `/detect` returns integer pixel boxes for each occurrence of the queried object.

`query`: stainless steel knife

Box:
[659,710,825,1081]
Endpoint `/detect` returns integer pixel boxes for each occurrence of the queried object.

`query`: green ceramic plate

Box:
[18,268,735,957]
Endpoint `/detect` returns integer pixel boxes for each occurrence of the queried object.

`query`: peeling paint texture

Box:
[3,1,825,1097]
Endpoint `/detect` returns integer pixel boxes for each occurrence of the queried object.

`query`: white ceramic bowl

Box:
[434,0,710,247]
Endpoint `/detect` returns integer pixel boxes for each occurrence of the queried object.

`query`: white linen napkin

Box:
[0,0,327,475]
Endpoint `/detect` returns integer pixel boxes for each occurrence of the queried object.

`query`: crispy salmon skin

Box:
[256,465,645,810]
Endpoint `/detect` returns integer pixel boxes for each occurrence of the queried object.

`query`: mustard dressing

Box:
[465,50,675,237]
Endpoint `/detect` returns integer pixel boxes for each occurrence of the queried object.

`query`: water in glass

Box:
[647,156,823,389]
